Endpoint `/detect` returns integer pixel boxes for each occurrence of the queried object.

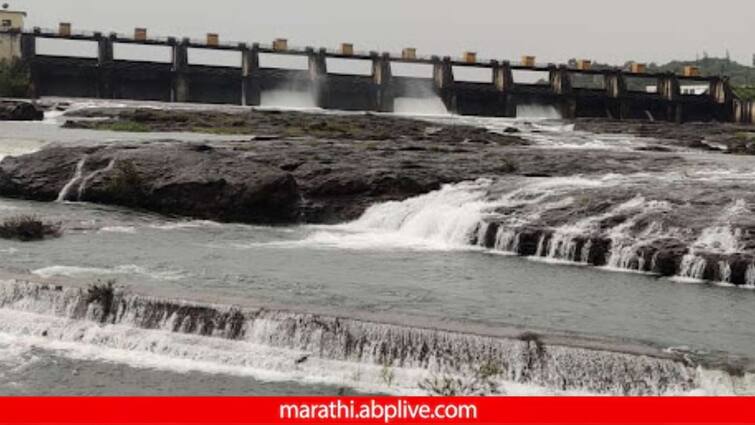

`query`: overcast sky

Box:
[10,0,755,66]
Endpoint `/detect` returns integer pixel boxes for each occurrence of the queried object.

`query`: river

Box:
[0,98,753,395]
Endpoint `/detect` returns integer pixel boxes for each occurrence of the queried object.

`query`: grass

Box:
[418,361,505,396]
[0,215,61,241]
[103,160,145,204]
[102,120,151,132]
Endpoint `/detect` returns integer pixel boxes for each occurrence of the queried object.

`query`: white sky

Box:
[10,0,755,66]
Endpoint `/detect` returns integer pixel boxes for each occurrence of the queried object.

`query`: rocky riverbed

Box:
[3,104,755,395]
[1,115,684,224]
[575,118,755,154]
[3,105,755,286]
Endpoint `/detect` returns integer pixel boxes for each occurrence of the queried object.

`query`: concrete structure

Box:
[0,9,25,62]
[734,99,755,124]
[647,84,709,95]
[58,22,71,37]
[401,48,416,60]
[340,43,353,56]
[272,38,287,51]
[630,63,647,74]
[683,66,700,77]
[134,28,147,41]
[13,25,746,123]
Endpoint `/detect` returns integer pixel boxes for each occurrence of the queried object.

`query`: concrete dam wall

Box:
[10,28,746,122]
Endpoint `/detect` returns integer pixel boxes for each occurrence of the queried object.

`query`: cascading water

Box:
[56,157,87,202]
[322,175,755,287]
[54,157,117,203]
[0,278,728,395]
[677,226,743,283]
[516,104,562,120]
[77,159,116,200]
[393,97,449,116]
[347,179,492,247]
[259,90,318,109]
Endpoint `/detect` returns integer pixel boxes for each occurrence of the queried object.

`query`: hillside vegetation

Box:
[0,59,31,98]
[567,56,754,97]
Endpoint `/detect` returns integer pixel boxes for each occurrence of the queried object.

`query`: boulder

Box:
[0,101,43,121]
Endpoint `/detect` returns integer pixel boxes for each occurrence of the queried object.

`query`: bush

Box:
[86,280,116,323]
[104,160,145,204]
[733,86,755,101]
[105,120,151,132]
[0,215,61,241]
[0,59,31,98]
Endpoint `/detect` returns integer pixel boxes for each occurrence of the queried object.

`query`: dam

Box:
[4,24,752,123]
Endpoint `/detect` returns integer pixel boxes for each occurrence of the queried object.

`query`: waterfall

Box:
[393,97,449,116]
[260,90,317,109]
[493,226,519,252]
[0,278,715,395]
[77,159,116,200]
[676,226,743,283]
[318,179,755,287]
[56,157,87,202]
[348,179,493,247]
[516,104,562,119]
[677,255,710,281]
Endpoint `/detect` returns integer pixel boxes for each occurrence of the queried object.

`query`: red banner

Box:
[0,397,753,425]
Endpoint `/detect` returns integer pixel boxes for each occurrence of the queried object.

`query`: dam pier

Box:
[5,24,753,123]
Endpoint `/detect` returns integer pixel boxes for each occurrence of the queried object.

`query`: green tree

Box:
[0,59,31,97]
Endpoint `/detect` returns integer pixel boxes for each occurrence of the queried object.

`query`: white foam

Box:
[0,308,575,396]
[348,180,491,246]
[56,157,87,202]
[605,202,677,271]
[393,97,450,116]
[262,229,472,252]
[0,201,19,211]
[149,220,223,231]
[691,226,742,254]
[675,200,749,282]
[98,226,137,234]
[32,265,185,282]
[276,175,633,253]
[516,104,562,119]
[259,90,318,110]
[0,139,46,161]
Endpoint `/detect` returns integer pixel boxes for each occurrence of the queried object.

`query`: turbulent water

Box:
[1,98,755,395]
[343,174,755,288]
[0,277,750,396]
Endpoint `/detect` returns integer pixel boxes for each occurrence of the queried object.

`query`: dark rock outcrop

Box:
[0,101,43,121]
[0,144,301,224]
[574,118,755,155]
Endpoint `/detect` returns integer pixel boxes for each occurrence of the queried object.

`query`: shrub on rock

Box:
[0,215,61,241]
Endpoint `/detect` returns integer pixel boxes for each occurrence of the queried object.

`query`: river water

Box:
[0,98,754,395]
